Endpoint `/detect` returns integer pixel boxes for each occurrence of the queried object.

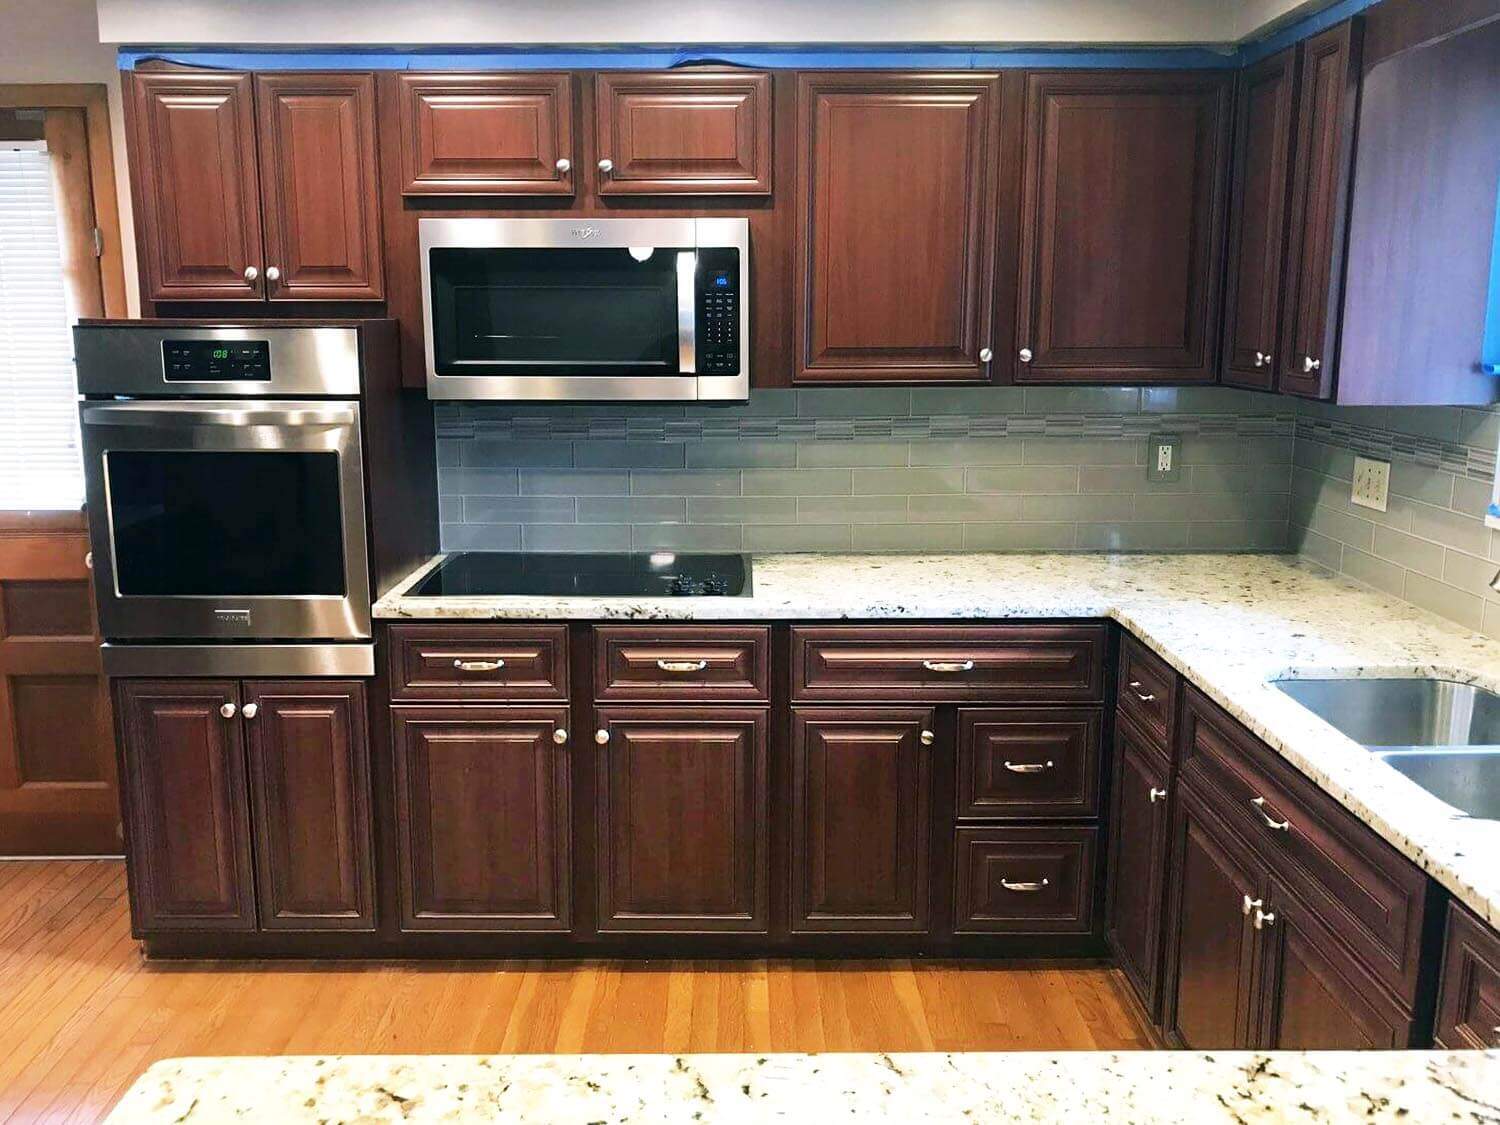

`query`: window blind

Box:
[0,142,84,511]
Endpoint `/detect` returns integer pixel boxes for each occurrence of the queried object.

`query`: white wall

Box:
[1,0,138,314]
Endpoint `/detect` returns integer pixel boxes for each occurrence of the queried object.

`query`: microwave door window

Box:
[106,451,346,597]
[431,247,681,375]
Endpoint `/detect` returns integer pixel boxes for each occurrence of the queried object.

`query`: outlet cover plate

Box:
[1147,434,1182,482]
[1352,455,1390,512]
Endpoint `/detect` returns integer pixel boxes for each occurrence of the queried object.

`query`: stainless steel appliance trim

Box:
[80,398,371,642]
[73,324,361,397]
[101,643,375,678]
[676,249,697,375]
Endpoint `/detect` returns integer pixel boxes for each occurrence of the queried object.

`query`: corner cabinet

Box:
[127,70,383,302]
[1014,71,1230,384]
[794,72,1005,385]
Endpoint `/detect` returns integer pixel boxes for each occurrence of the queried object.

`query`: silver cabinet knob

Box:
[243,266,259,283]
[920,729,935,746]
[1148,786,1169,803]
[1253,351,1268,367]
[84,551,93,570]
[552,728,568,745]
[1242,894,1262,917]
[265,266,280,283]
[595,729,610,745]
[219,702,237,719]
[979,347,994,363]
[1253,907,1277,930]
[241,703,258,720]
[1018,347,1033,363]
[555,157,571,173]
[1302,355,1321,373]
[597,158,613,173]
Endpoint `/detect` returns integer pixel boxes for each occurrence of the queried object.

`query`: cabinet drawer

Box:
[1117,633,1178,750]
[388,625,569,701]
[956,707,1102,819]
[953,827,1097,934]
[593,626,769,702]
[1179,685,1430,1003]
[790,625,1105,703]
[1434,901,1500,1049]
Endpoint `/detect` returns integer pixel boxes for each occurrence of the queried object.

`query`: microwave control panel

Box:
[695,248,741,375]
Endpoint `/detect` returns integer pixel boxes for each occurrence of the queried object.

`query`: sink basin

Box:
[1271,677,1500,820]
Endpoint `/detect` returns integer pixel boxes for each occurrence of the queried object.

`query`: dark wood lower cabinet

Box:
[953,827,1097,934]
[595,706,769,933]
[1434,901,1500,1050]
[790,707,933,933]
[1104,721,1171,1015]
[244,681,375,931]
[116,680,256,932]
[391,706,571,932]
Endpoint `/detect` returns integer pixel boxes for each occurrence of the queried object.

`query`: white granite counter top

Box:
[375,552,1500,928]
[104,1049,1500,1123]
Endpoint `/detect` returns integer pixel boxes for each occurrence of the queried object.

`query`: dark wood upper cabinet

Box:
[594,71,772,195]
[126,72,264,302]
[790,707,933,933]
[794,72,1004,384]
[391,706,571,932]
[595,707,769,933]
[1277,22,1361,398]
[254,73,384,300]
[115,680,256,932]
[396,72,575,196]
[1221,49,1298,390]
[243,681,374,931]
[1104,721,1172,1017]
[1015,71,1230,384]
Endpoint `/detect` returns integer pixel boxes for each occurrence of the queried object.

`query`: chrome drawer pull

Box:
[1127,680,1156,702]
[1250,796,1290,831]
[922,659,975,673]
[656,659,709,673]
[1148,786,1168,803]
[452,658,505,673]
[1000,878,1049,892]
[1003,760,1054,774]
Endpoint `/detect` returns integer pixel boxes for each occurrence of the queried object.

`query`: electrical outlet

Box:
[1147,434,1181,482]
[1351,455,1390,512]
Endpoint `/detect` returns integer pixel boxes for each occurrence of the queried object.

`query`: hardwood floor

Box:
[0,860,1151,1122]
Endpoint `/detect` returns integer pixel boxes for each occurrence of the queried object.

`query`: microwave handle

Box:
[676,250,696,374]
[81,402,358,428]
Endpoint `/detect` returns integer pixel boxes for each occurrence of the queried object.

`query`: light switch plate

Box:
[1351,455,1390,512]
[1147,434,1182,482]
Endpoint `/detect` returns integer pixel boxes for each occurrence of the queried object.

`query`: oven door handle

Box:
[676,250,696,375]
[81,402,358,428]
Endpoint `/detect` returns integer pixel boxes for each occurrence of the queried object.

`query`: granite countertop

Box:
[374,551,1500,929]
[104,1049,1500,1123]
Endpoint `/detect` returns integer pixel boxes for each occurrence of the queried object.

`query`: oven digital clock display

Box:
[161,339,271,382]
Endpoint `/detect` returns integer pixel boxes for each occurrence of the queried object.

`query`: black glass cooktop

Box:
[409,551,752,598]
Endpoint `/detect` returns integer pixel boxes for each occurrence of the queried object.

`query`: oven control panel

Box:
[695,248,741,376]
[162,339,271,382]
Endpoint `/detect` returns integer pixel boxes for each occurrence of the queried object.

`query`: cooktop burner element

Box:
[408,552,752,598]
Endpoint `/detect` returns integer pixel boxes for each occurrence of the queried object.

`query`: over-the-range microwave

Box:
[419,216,748,402]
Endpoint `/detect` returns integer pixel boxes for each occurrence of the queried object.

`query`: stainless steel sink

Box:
[1270,677,1500,819]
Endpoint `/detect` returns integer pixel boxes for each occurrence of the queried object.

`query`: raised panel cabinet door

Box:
[594,71,772,195]
[790,707,934,933]
[1221,48,1298,390]
[1161,784,1264,1049]
[1434,901,1500,1050]
[596,706,769,933]
[1257,878,1413,1049]
[115,680,255,932]
[1278,21,1361,398]
[396,73,576,196]
[1015,71,1230,383]
[1103,722,1172,1017]
[795,72,1003,383]
[242,681,374,931]
[126,71,264,302]
[391,706,571,932]
[254,73,384,300]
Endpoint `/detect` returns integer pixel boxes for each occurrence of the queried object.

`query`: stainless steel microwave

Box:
[419,216,749,402]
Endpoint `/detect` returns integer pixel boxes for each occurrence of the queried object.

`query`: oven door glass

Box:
[106,450,346,596]
[428,246,686,376]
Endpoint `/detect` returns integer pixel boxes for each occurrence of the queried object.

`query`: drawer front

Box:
[953,827,1097,934]
[594,626,769,702]
[1179,685,1429,1003]
[790,625,1106,703]
[1117,633,1178,749]
[389,625,569,701]
[956,707,1102,819]
[1435,901,1500,1050]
